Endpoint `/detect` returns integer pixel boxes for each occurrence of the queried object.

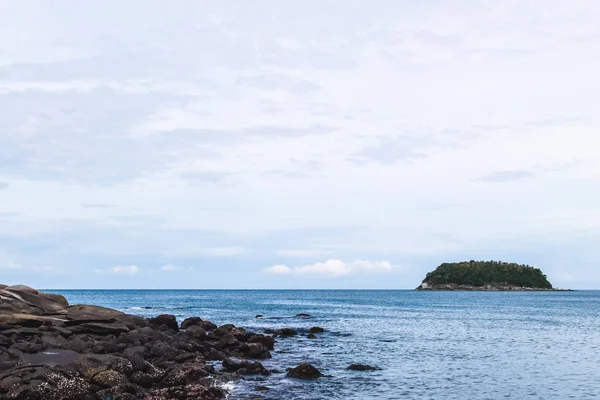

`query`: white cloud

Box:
[95,265,139,275]
[160,264,177,271]
[265,259,393,277]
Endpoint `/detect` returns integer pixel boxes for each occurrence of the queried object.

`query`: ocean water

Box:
[53,290,600,400]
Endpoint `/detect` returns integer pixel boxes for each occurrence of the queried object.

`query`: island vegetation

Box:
[417,260,555,290]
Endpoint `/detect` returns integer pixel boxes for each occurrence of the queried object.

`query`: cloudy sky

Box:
[1,1,599,289]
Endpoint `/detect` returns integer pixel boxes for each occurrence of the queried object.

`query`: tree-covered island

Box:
[416,260,558,290]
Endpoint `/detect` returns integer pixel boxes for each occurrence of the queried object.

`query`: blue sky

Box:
[0,1,599,289]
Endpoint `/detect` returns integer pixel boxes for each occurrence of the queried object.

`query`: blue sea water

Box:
[53,290,600,399]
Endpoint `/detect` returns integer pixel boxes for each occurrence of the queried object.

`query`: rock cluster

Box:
[0,285,276,399]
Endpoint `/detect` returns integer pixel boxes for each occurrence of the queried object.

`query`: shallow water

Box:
[53,290,600,399]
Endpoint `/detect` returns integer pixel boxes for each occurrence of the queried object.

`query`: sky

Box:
[0,1,599,289]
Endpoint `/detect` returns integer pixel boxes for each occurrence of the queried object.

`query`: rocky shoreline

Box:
[416,283,572,291]
[0,284,341,399]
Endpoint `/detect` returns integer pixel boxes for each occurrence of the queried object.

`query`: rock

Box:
[148,314,179,332]
[40,293,69,308]
[255,386,270,391]
[180,316,203,330]
[222,358,270,375]
[90,369,128,388]
[200,320,217,331]
[248,334,275,350]
[238,343,272,359]
[0,285,278,399]
[255,314,264,318]
[67,322,130,336]
[296,313,311,317]
[185,325,207,339]
[6,284,39,294]
[286,363,324,379]
[275,328,298,337]
[309,326,325,334]
[347,364,379,371]
[307,333,317,339]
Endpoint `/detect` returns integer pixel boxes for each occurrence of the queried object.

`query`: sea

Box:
[52,289,600,400]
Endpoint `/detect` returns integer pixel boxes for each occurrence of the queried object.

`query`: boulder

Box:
[222,358,270,375]
[309,326,325,334]
[286,363,324,379]
[148,314,179,332]
[180,316,203,330]
[185,325,207,340]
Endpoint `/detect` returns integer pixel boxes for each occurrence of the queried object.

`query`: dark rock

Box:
[238,343,272,359]
[286,363,324,379]
[255,314,264,318]
[296,313,311,318]
[160,364,209,386]
[255,385,270,391]
[217,333,240,349]
[200,320,217,331]
[204,347,226,361]
[309,326,325,334]
[248,334,275,350]
[307,333,317,339]
[185,325,207,340]
[180,316,203,330]
[347,364,379,371]
[67,322,130,336]
[263,328,275,334]
[148,314,179,332]
[222,358,271,375]
[276,328,298,337]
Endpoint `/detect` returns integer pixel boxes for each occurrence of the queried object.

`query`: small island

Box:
[416,260,561,291]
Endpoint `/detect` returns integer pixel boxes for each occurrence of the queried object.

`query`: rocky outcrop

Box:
[0,284,279,400]
[416,283,566,291]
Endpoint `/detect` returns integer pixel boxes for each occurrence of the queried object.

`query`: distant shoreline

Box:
[415,283,573,291]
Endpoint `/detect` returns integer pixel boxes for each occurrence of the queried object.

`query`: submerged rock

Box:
[309,326,325,333]
[347,364,379,371]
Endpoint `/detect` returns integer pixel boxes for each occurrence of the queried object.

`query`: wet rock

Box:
[286,363,324,379]
[309,326,325,334]
[222,358,271,375]
[296,313,311,318]
[255,385,270,391]
[248,334,275,350]
[238,343,272,359]
[275,328,298,337]
[255,314,264,318]
[347,364,379,371]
